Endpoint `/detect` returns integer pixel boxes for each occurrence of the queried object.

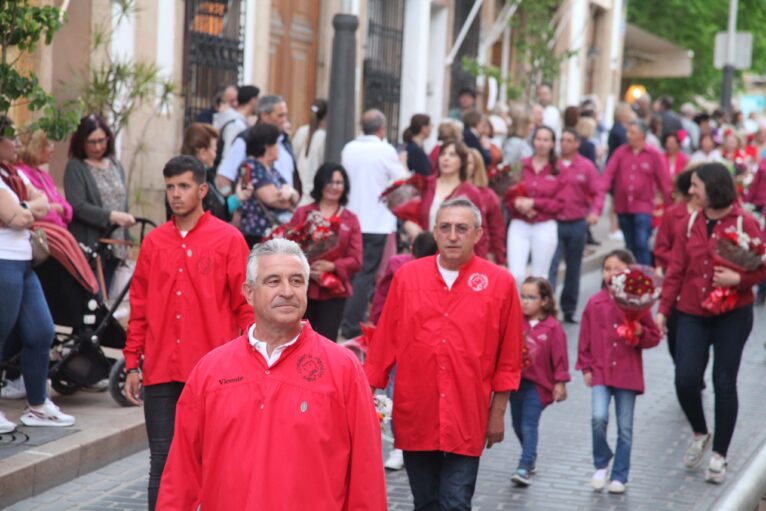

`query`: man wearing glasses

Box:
[365,198,524,510]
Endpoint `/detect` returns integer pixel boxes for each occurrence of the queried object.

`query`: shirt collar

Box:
[248,323,302,349]
[171,211,211,237]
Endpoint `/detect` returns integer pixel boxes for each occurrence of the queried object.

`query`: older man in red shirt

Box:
[594,120,671,264]
[123,155,253,511]
[365,197,524,510]
[157,239,386,510]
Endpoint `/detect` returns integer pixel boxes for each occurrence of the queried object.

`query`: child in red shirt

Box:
[510,277,570,487]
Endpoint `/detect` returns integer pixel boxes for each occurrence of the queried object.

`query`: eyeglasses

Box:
[86,137,109,146]
[436,222,474,235]
[520,295,541,302]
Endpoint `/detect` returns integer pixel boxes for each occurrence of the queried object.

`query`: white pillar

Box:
[155,0,175,114]
[606,0,624,126]
[425,3,448,151]
[399,0,431,142]
[566,0,587,107]
[244,0,257,84]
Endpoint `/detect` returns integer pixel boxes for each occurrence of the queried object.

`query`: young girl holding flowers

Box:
[576,249,661,494]
[510,277,570,487]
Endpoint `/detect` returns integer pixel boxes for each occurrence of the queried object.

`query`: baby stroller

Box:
[0,218,155,407]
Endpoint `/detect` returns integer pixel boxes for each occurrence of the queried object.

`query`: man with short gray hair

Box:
[366,198,523,509]
[158,239,387,510]
[339,109,407,338]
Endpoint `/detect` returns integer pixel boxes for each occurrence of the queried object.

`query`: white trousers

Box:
[507,219,558,284]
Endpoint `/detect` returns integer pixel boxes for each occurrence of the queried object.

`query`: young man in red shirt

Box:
[365,197,524,509]
[123,155,252,511]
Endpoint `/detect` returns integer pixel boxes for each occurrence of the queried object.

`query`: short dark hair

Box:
[310,162,350,205]
[69,115,115,160]
[662,131,680,148]
[458,87,476,99]
[675,168,693,198]
[237,85,260,105]
[244,123,280,158]
[694,162,737,209]
[163,155,207,184]
[561,127,581,142]
[412,231,437,259]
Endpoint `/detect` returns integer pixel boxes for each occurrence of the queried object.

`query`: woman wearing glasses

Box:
[64,115,135,288]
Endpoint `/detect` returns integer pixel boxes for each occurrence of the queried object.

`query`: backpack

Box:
[213,119,239,170]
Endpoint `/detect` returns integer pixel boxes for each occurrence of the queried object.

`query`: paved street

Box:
[8,269,766,510]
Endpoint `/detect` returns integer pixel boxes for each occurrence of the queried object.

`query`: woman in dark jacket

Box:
[403,114,432,176]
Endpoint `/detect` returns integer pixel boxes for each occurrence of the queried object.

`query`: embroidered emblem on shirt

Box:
[197,256,213,275]
[300,401,308,413]
[297,354,325,382]
[538,334,547,341]
[467,273,489,292]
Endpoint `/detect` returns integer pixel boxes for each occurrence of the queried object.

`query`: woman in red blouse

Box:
[292,162,362,341]
[662,132,689,182]
[467,148,506,264]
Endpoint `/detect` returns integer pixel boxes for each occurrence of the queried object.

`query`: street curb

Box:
[0,414,147,508]
[710,436,766,511]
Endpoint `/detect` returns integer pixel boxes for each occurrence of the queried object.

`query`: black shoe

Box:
[564,314,578,324]
[586,229,601,246]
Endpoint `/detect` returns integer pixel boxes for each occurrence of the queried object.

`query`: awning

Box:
[622,23,693,78]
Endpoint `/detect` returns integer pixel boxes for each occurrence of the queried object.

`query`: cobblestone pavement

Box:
[9,270,766,510]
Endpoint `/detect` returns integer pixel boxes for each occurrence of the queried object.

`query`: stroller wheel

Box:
[51,378,82,396]
[109,358,142,407]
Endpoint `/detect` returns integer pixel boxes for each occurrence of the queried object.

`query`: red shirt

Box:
[123,212,253,384]
[662,151,690,179]
[744,159,766,210]
[557,154,601,221]
[576,289,661,394]
[659,206,766,317]
[418,176,489,257]
[291,204,363,301]
[369,253,413,325]
[595,144,671,215]
[505,157,564,224]
[477,186,507,264]
[364,255,523,456]
[522,316,570,406]
[157,322,387,510]
[654,201,692,272]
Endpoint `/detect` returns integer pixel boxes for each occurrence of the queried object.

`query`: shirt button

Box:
[176,291,182,296]
[612,361,617,366]
[440,393,445,398]
[704,260,709,265]
[444,313,448,317]
[181,244,186,248]
[265,370,270,375]
[260,404,265,410]
[613,323,618,328]
[176,339,181,344]
[441,339,447,344]
[178,268,183,273]
[613,342,617,347]
[176,314,181,320]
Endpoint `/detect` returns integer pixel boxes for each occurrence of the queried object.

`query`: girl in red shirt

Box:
[577,249,661,494]
[510,277,570,487]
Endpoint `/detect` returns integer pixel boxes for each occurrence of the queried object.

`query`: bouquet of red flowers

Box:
[340,323,376,363]
[489,161,522,198]
[379,174,429,223]
[702,224,766,314]
[608,265,662,346]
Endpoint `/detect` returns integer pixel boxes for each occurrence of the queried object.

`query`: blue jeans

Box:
[510,378,544,470]
[549,219,587,315]
[591,385,637,483]
[0,259,55,405]
[403,450,480,511]
[617,213,653,265]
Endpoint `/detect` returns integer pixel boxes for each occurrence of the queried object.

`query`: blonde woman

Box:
[467,148,506,264]
[503,105,533,165]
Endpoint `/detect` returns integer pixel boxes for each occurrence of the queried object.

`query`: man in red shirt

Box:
[595,120,671,265]
[123,155,252,511]
[365,197,524,510]
[157,239,386,510]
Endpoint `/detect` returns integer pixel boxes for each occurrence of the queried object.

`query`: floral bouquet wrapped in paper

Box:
[489,161,522,198]
[608,265,662,346]
[380,174,428,223]
[702,223,766,314]
[373,394,393,425]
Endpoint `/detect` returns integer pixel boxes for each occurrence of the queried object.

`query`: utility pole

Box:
[720,0,738,118]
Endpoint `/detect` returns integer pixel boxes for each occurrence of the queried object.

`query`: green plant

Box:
[0,0,81,139]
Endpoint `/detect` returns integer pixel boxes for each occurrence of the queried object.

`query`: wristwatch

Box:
[126,368,140,375]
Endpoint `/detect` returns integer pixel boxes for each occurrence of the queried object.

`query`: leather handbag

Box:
[30,227,50,267]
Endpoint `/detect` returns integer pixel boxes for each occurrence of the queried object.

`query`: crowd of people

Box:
[1,79,766,510]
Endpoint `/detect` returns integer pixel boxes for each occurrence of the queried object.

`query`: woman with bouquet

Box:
[656,163,766,484]
[576,249,661,494]
[290,163,361,340]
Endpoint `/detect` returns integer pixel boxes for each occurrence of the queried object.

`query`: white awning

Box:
[622,23,693,78]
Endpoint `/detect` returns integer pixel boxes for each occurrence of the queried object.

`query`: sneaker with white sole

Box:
[684,433,711,469]
[705,454,727,484]
[0,412,16,433]
[608,230,625,241]
[1,377,26,400]
[608,480,626,494]
[511,467,532,487]
[19,399,75,427]
[384,448,404,470]
[591,468,609,491]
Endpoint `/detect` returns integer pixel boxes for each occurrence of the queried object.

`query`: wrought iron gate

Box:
[363,0,405,144]
[183,0,246,126]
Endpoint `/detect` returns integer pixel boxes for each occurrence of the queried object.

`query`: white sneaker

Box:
[20,399,75,427]
[0,411,16,433]
[1,377,26,400]
[384,448,405,470]
[591,468,608,491]
[608,230,625,241]
[705,454,727,484]
[608,480,626,494]
[684,433,712,469]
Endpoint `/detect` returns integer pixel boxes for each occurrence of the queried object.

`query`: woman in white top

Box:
[0,116,75,433]
[292,99,327,204]
[690,133,723,165]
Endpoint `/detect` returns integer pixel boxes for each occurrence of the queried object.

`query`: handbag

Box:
[30,227,50,266]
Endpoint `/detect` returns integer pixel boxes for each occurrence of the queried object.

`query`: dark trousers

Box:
[548,219,587,315]
[305,297,346,341]
[666,306,679,363]
[403,450,480,511]
[341,233,388,338]
[144,381,185,511]
[617,213,653,265]
[675,307,753,456]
